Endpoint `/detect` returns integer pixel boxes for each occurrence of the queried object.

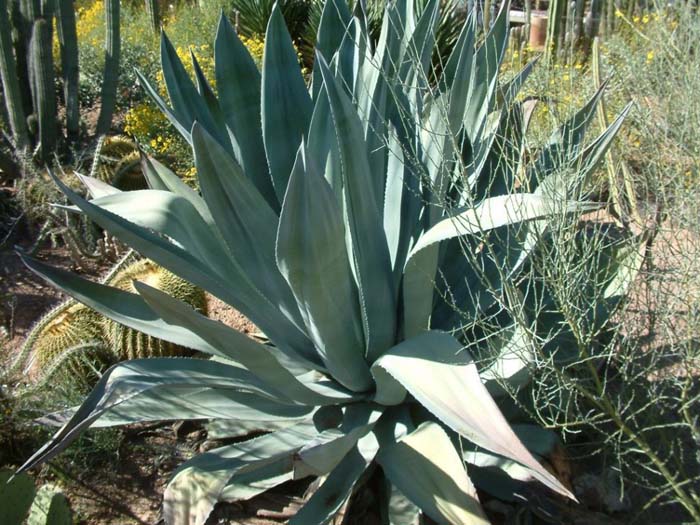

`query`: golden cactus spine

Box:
[102,259,207,359]
[22,299,112,390]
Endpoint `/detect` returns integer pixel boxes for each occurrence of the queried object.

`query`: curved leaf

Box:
[373,330,575,499]
[277,145,371,392]
[214,15,277,208]
[262,4,313,200]
[377,421,489,525]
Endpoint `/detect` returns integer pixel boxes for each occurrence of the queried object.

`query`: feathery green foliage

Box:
[18,1,639,523]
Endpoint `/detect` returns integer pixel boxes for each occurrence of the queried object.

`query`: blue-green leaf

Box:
[373,330,575,499]
[276,145,371,392]
[377,422,489,525]
[317,54,397,361]
[214,15,278,209]
[262,5,313,201]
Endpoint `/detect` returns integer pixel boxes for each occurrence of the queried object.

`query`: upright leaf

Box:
[277,145,371,392]
[262,5,313,201]
[215,15,278,209]
[317,55,397,361]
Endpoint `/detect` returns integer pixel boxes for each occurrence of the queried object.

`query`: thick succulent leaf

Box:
[335,18,364,97]
[383,124,421,280]
[528,81,608,186]
[262,5,313,201]
[311,0,353,97]
[207,418,300,440]
[47,171,243,308]
[289,446,374,525]
[373,330,575,499]
[190,50,222,126]
[192,124,309,338]
[399,0,439,86]
[307,84,342,198]
[438,8,475,91]
[164,420,319,525]
[480,319,536,398]
[139,154,215,226]
[135,281,357,405]
[500,57,538,108]
[18,358,290,474]
[377,421,489,525]
[41,389,312,427]
[76,173,121,198]
[473,103,524,200]
[19,254,220,356]
[68,189,231,273]
[160,32,223,146]
[276,145,371,392]
[317,54,397,361]
[403,194,573,336]
[214,16,278,209]
[383,480,421,525]
[220,455,295,502]
[536,103,631,200]
[444,12,476,133]
[294,403,383,476]
[135,69,192,142]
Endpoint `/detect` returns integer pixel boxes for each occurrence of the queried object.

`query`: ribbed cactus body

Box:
[56,0,79,143]
[103,260,207,360]
[27,300,112,390]
[93,135,148,190]
[96,0,120,135]
[29,17,56,161]
[145,0,159,33]
[0,0,28,147]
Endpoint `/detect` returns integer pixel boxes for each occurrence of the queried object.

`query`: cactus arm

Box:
[95,0,120,135]
[56,0,79,143]
[0,0,29,147]
[29,16,56,161]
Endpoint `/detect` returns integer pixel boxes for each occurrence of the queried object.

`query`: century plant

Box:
[18,0,640,523]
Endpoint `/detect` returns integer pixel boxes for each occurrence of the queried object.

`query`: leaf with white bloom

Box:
[377,421,490,525]
[135,281,358,404]
[289,443,376,525]
[277,144,371,392]
[373,330,575,499]
[41,388,312,427]
[165,420,319,525]
[18,358,291,474]
[294,403,383,476]
[76,173,121,198]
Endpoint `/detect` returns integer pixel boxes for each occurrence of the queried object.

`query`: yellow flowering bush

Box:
[124,31,266,178]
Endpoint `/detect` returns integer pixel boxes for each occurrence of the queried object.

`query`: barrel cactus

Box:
[91,135,148,190]
[19,1,640,523]
[22,300,110,390]
[102,259,207,359]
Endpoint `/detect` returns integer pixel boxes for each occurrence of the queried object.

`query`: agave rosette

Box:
[19,1,642,523]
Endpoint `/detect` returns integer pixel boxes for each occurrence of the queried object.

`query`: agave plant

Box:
[18,0,640,523]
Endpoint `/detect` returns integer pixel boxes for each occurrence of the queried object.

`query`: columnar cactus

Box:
[0,0,29,147]
[56,0,80,144]
[29,16,57,161]
[145,0,159,33]
[96,0,120,135]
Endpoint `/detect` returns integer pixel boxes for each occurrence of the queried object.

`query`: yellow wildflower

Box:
[646,50,654,63]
